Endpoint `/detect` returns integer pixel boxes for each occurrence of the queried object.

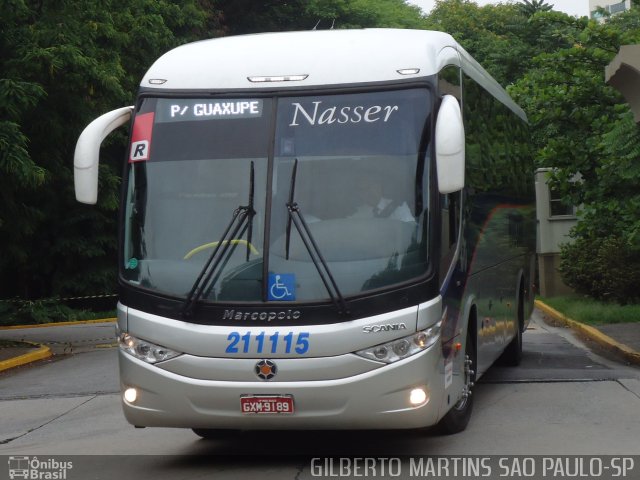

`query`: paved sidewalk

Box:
[0,345,38,362]
[0,344,44,362]
[535,300,640,366]
[0,319,116,372]
[0,343,52,371]
[597,323,640,353]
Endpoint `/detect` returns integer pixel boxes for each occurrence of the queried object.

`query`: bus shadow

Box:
[156,428,437,474]
[147,385,494,474]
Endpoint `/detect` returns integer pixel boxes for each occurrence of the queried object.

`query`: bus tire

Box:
[437,328,475,435]
[501,284,524,366]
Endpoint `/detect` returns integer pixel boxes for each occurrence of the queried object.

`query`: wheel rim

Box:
[453,351,475,411]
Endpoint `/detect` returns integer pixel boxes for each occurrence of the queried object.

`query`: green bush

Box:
[559,235,640,304]
[0,299,113,326]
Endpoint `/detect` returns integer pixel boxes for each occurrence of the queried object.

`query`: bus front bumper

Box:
[118,347,449,431]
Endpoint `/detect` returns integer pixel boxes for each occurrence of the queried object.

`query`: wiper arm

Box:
[246,161,255,261]
[182,207,252,317]
[285,159,297,261]
[285,159,349,316]
[182,162,256,318]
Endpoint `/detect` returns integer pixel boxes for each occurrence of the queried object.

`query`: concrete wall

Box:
[606,44,640,123]
[590,0,631,19]
[534,169,577,297]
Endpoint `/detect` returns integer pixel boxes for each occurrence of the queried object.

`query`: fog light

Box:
[409,388,428,406]
[124,387,138,403]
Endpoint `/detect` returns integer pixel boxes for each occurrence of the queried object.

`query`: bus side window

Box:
[439,191,461,284]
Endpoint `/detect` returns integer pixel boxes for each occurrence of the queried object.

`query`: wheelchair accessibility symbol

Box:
[268,273,296,301]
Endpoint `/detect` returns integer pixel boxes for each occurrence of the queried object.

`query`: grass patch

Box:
[0,299,115,326]
[540,295,640,326]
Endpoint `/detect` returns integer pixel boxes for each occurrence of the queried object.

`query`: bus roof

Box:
[141,29,526,121]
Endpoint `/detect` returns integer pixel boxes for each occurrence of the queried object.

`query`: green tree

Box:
[509,8,640,302]
[2,0,639,310]
[518,0,553,17]
[509,9,640,221]
[0,0,220,302]
[216,0,425,34]
[302,0,425,29]
[425,2,640,302]
[1,0,426,313]
[425,0,537,85]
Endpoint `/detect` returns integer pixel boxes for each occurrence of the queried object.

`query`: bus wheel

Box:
[437,329,476,435]
[192,428,239,440]
[501,289,524,366]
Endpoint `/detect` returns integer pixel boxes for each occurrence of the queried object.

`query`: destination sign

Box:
[288,101,400,127]
[156,99,263,123]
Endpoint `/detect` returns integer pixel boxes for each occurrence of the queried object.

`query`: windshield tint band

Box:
[118,277,439,326]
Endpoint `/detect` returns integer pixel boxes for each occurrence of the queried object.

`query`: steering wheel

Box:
[184,239,259,260]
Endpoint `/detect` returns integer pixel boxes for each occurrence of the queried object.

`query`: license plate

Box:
[240,395,294,414]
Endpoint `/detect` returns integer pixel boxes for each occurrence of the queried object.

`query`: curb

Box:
[0,342,52,373]
[0,317,116,331]
[0,318,116,372]
[535,299,640,366]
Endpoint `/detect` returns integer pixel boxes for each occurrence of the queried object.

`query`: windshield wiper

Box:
[246,161,255,262]
[182,162,256,318]
[285,159,349,316]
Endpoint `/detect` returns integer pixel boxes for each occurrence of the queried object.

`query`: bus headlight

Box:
[355,322,441,364]
[118,332,182,364]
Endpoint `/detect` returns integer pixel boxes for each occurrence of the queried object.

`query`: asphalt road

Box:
[1,310,639,479]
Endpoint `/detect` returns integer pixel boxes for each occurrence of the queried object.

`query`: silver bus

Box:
[74,29,535,436]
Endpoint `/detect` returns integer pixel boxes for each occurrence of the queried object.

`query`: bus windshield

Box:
[122,88,432,305]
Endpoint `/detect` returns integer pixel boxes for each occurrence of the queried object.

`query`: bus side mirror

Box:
[435,95,465,194]
[74,106,133,204]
